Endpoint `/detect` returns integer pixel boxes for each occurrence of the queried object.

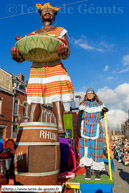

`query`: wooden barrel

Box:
[14,122,60,185]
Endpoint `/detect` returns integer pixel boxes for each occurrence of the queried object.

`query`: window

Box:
[16,83,19,88]
[40,109,44,122]
[23,103,28,117]
[12,125,18,138]
[53,114,56,123]
[14,99,18,115]
[0,98,3,115]
[19,85,25,91]
[44,111,47,122]
[0,128,3,138]
[48,113,51,123]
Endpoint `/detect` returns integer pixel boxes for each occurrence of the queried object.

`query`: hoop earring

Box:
[40,19,43,23]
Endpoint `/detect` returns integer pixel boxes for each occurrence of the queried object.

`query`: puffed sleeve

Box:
[57,28,68,38]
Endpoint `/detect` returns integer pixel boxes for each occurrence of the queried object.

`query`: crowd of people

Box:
[112,139,129,166]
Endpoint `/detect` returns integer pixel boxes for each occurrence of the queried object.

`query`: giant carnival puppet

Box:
[11,2,74,134]
[76,88,108,180]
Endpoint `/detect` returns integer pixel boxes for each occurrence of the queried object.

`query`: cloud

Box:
[103,109,127,130]
[115,83,129,95]
[73,83,129,129]
[123,54,129,66]
[97,83,129,111]
[114,54,129,74]
[106,76,113,81]
[104,65,109,72]
[77,43,95,51]
[70,35,104,52]
[118,66,129,73]
[70,36,115,53]
[97,83,129,129]
[99,41,114,50]
[97,87,118,108]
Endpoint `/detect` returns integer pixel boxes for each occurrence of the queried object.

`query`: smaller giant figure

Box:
[76,88,108,180]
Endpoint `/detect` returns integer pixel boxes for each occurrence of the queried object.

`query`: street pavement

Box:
[112,159,129,193]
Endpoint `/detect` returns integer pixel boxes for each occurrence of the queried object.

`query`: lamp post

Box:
[75,95,81,105]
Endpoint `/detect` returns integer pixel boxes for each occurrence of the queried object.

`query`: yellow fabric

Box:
[27,26,74,104]
[32,27,64,37]
[28,64,73,97]
[64,114,74,138]
[36,2,60,12]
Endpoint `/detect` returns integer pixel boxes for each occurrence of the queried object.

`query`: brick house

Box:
[121,120,129,140]
[12,73,56,137]
[0,68,56,138]
[12,72,28,138]
[0,68,14,138]
[0,69,28,138]
[40,105,56,124]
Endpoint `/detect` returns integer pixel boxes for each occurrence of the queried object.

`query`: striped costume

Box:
[27,27,74,104]
[78,100,105,171]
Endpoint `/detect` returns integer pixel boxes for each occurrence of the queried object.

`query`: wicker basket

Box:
[15,35,63,62]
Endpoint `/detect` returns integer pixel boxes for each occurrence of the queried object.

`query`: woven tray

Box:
[15,35,63,62]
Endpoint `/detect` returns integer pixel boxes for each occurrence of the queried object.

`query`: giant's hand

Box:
[11,47,24,63]
[102,107,109,112]
[57,44,69,59]
[101,107,109,118]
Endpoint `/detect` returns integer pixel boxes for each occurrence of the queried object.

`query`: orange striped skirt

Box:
[27,63,74,104]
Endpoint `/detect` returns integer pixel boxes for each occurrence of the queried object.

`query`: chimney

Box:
[17,73,24,82]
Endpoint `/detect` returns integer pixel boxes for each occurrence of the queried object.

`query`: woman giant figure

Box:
[11,3,74,134]
[76,88,108,180]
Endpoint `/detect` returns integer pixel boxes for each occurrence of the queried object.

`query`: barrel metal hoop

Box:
[20,122,57,127]
[14,169,59,177]
[19,127,57,131]
[16,142,60,146]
